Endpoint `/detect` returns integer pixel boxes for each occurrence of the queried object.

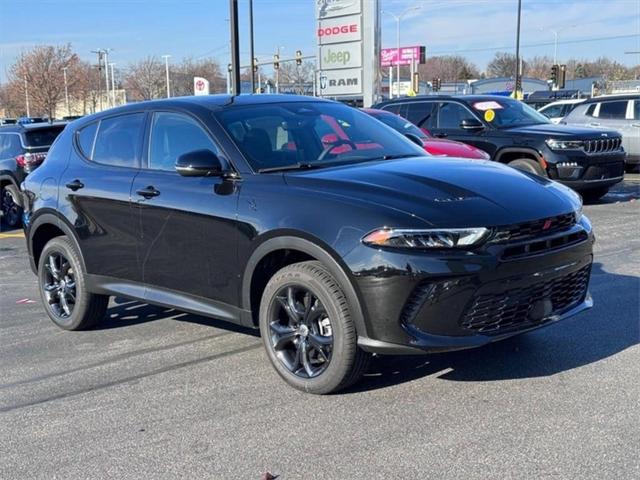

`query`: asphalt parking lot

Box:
[1,176,639,479]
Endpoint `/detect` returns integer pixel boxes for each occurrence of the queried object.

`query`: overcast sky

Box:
[0,0,639,82]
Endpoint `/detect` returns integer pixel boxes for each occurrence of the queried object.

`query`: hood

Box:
[422,138,488,160]
[284,157,580,228]
[503,123,621,139]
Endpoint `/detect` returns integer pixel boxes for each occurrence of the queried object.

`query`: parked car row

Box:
[21,94,595,394]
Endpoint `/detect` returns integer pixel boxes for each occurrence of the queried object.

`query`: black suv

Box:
[374,95,625,200]
[23,95,594,394]
[0,122,66,227]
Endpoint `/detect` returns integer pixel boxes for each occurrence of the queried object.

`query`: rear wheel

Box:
[508,158,546,177]
[1,184,22,228]
[38,236,108,330]
[259,261,370,394]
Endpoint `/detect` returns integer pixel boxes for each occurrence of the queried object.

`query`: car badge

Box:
[542,219,553,230]
[601,133,608,137]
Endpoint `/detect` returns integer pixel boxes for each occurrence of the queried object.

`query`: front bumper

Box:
[546,150,625,191]
[347,218,595,354]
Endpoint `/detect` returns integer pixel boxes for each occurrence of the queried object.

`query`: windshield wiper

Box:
[258,162,317,173]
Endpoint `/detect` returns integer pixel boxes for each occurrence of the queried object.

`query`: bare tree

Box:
[276,61,315,93]
[7,44,80,118]
[417,55,479,82]
[486,52,525,78]
[123,56,165,101]
[524,55,553,80]
[171,57,224,96]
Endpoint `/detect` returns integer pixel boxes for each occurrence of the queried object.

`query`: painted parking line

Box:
[0,232,25,239]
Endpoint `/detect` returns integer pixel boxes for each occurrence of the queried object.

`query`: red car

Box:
[363,108,490,160]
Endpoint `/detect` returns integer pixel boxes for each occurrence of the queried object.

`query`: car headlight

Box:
[362,227,490,249]
[545,139,583,150]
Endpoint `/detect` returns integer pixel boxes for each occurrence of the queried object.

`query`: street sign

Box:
[193,77,209,96]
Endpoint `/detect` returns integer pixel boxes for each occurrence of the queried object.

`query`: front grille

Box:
[460,264,591,335]
[493,212,576,243]
[502,230,588,260]
[582,162,625,181]
[584,137,622,154]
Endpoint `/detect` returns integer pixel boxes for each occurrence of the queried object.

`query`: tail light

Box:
[16,152,47,171]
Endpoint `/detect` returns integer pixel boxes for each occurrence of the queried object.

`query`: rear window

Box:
[92,113,144,168]
[76,121,99,159]
[24,126,66,147]
[598,101,627,119]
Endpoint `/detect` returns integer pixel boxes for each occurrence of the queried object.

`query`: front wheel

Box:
[508,158,546,177]
[1,184,22,228]
[38,236,108,330]
[259,261,370,394]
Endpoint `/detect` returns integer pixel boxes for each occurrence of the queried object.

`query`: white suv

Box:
[538,99,585,124]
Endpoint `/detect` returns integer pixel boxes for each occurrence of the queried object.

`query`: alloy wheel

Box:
[1,188,20,227]
[42,252,77,319]
[269,285,333,378]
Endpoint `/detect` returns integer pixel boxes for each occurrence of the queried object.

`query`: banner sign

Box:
[193,77,210,96]
[380,46,425,67]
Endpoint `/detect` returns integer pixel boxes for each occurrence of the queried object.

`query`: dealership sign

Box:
[380,46,426,67]
[193,77,209,96]
[316,0,380,104]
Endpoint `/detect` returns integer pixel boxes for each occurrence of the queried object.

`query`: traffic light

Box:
[559,64,567,89]
[550,64,559,86]
[253,57,258,73]
[295,50,302,66]
[227,63,232,73]
[273,54,280,70]
[432,78,439,92]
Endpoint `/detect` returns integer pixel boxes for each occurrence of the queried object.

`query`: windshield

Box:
[215,102,426,171]
[471,98,550,128]
[368,111,428,139]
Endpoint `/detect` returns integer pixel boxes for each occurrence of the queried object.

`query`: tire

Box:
[259,261,371,394]
[508,158,546,177]
[37,236,108,330]
[1,184,22,228]
[581,187,609,202]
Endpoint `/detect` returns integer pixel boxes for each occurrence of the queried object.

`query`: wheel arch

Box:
[494,147,546,169]
[242,234,369,338]
[29,211,86,274]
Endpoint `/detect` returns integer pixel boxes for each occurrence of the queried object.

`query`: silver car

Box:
[563,94,640,169]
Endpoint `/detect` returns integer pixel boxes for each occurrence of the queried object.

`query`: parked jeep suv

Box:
[23,95,594,394]
[374,95,625,200]
[0,122,66,227]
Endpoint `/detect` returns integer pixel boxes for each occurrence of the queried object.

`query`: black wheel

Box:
[508,158,546,177]
[38,236,108,330]
[1,184,22,228]
[259,261,370,394]
[581,187,609,202]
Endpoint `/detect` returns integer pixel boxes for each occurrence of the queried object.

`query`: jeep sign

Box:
[320,42,362,69]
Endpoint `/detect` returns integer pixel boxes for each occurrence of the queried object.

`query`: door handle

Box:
[136,186,160,199]
[631,123,640,128]
[65,179,84,191]
[589,122,600,127]
[433,133,448,138]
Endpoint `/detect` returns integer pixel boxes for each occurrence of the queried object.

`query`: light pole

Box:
[62,67,70,116]
[162,54,171,98]
[249,0,256,93]
[383,5,421,98]
[103,49,111,107]
[109,63,116,106]
[540,25,576,65]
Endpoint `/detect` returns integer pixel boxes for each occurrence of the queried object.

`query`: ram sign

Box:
[318,68,362,96]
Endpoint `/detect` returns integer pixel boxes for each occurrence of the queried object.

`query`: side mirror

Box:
[175,149,223,177]
[460,118,484,130]
[404,133,425,147]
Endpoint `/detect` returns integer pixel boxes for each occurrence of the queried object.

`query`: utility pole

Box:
[109,63,116,106]
[103,49,111,107]
[162,54,171,98]
[62,67,70,116]
[514,0,522,99]
[229,0,241,95]
[24,76,30,117]
[249,0,256,94]
[91,50,104,111]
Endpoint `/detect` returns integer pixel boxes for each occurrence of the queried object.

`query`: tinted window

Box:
[585,104,596,117]
[92,113,144,168]
[77,121,98,159]
[24,125,65,147]
[540,104,565,118]
[149,112,218,171]
[438,102,472,129]
[216,102,425,171]
[598,101,627,119]
[0,134,23,157]
[470,98,549,128]
[370,112,427,138]
[405,102,436,129]
[634,101,640,120]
